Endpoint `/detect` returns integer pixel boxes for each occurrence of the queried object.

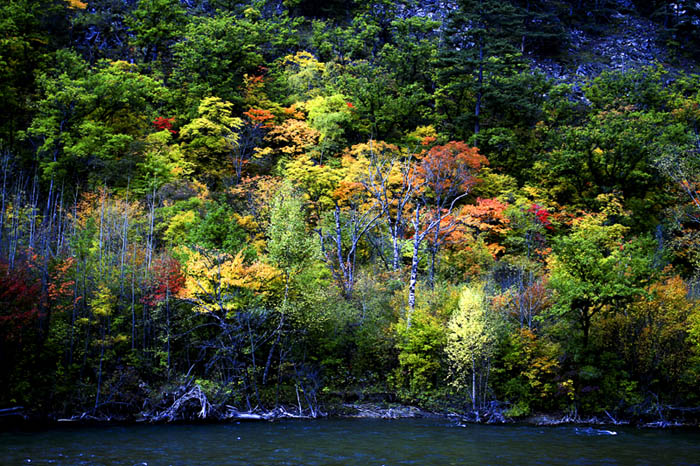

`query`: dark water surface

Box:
[1,418,699,465]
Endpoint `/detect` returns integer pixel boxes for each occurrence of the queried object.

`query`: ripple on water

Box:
[1,419,699,466]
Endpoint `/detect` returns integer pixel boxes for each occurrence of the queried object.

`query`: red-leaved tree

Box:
[406,141,488,323]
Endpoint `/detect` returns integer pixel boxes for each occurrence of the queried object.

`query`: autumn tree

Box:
[609,275,700,401]
[407,142,487,322]
[346,141,419,272]
[257,117,320,173]
[179,97,243,183]
[317,197,383,299]
[446,283,501,415]
[143,254,185,375]
[548,207,657,350]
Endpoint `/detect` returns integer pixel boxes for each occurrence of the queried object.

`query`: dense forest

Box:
[2,0,700,423]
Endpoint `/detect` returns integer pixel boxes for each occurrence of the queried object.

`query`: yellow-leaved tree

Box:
[446,283,500,415]
[180,248,282,316]
[179,97,243,181]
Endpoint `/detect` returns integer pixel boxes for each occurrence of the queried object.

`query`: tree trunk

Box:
[166,284,171,379]
[428,220,440,288]
[407,206,422,328]
[475,35,483,135]
[582,309,591,350]
[474,2,484,136]
[472,356,477,413]
[392,223,401,271]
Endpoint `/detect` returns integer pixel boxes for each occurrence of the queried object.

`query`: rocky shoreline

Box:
[333,403,699,429]
[3,401,698,430]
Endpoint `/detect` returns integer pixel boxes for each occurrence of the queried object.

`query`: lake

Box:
[1,418,699,465]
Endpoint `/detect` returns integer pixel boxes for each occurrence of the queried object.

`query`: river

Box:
[1,418,699,465]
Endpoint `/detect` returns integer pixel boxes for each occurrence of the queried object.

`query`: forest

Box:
[2,0,700,424]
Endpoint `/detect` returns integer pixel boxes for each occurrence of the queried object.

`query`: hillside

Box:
[1,0,700,425]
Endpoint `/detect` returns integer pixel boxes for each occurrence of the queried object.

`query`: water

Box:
[1,419,699,465]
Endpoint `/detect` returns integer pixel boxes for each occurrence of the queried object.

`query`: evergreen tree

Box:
[512,0,568,55]
[437,0,526,138]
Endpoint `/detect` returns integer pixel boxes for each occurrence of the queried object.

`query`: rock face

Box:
[531,1,697,85]
[534,12,667,83]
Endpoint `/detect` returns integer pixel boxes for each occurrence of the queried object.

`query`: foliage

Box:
[180,247,282,314]
[446,283,502,409]
[496,328,561,415]
[4,0,700,419]
[548,207,657,349]
[25,54,169,185]
[267,181,318,299]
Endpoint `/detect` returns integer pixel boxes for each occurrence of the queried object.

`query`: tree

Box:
[446,283,500,414]
[258,117,321,173]
[26,55,168,186]
[0,259,41,342]
[407,142,487,322]
[609,275,699,400]
[230,107,275,182]
[0,0,73,148]
[135,128,192,195]
[511,0,567,55]
[658,138,700,224]
[346,141,419,271]
[267,182,318,303]
[496,326,560,415]
[186,202,250,256]
[317,199,383,299]
[541,67,695,224]
[438,0,526,137]
[280,51,327,102]
[303,94,356,160]
[172,11,299,107]
[637,0,700,58]
[543,106,679,223]
[548,205,657,350]
[461,197,511,258]
[143,254,185,376]
[172,14,263,106]
[69,0,133,63]
[125,0,186,70]
[180,248,282,316]
[285,154,344,221]
[179,97,243,182]
[422,142,489,285]
[332,59,434,141]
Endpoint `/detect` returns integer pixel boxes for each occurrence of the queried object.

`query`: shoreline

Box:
[2,402,698,431]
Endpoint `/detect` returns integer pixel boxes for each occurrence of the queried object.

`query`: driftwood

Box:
[224,407,266,421]
[0,406,25,417]
[344,403,433,419]
[603,409,628,425]
[446,401,512,425]
[148,384,212,422]
[223,405,317,421]
[142,382,320,423]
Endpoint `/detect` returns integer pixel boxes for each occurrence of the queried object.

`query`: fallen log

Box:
[0,406,24,417]
[147,384,213,422]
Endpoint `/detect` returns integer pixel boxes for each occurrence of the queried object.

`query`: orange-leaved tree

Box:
[407,142,488,324]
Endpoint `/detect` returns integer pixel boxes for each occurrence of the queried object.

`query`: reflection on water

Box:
[1,418,699,465]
